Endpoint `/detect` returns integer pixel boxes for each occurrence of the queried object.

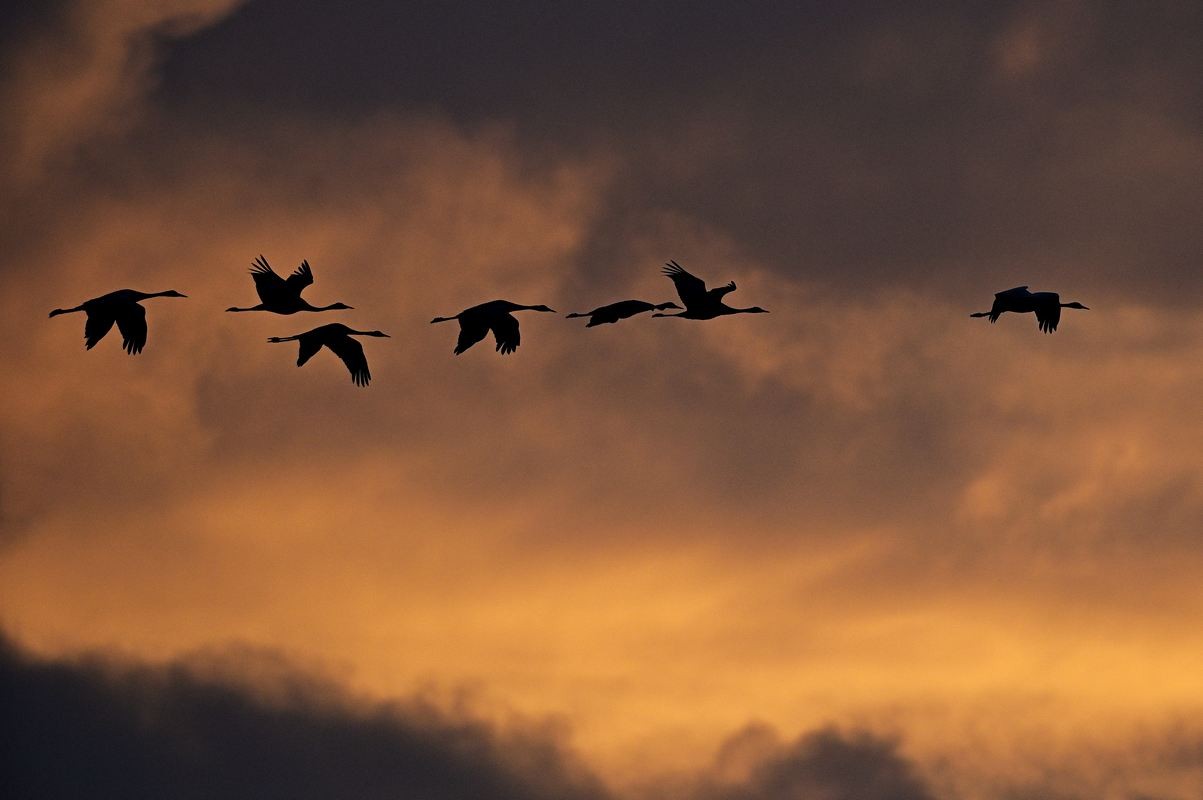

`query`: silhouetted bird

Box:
[267,323,389,386]
[49,289,187,354]
[226,255,353,314]
[970,286,1089,333]
[431,300,556,355]
[653,261,769,319]
[566,299,682,327]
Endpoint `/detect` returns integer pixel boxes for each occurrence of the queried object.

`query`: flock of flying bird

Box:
[48,256,1089,386]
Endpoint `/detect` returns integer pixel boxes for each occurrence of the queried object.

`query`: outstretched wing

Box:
[490,313,520,355]
[995,286,1030,298]
[250,255,289,303]
[286,260,314,294]
[326,335,371,386]
[662,261,707,308]
[454,318,490,355]
[114,303,148,354]
[83,308,116,350]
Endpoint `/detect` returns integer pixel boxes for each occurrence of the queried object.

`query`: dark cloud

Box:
[692,724,938,800]
[2,636,953,800]
[0,633,609,800]
[151,2,1203,302]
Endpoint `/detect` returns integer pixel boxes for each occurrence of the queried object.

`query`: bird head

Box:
[531,305,556,313]
[162,290,188,298]
[745,306,770,313]
[654,302,683,311]
[1064,301,1089,310]
[328,302,354,310]
[364,330,391,337]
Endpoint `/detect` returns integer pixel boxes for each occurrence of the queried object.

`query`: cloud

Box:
[689,723,937,800]
[0,0,243,188]
[1,632,610,800]
[3,1,1203,795]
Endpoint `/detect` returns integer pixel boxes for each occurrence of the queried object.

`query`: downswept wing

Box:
[490,313,520,355]
[114,303,147,354]
[325,334,371,386]
[296,333,324,366]
[662,261,708,308]
[454,317,490,355]
[1034,294,1061,333]
[83,308,116,350]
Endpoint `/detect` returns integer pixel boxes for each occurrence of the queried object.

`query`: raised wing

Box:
[708,281,736,300]
[326,334,371,387]
[114,303,147,354]
[454,317,490,355]
[249,254,290,303]
[995,286,1030,298]
[83,308,116,350]
[286,260,314,293]
[490,313,520,355]
[662,261,708,308]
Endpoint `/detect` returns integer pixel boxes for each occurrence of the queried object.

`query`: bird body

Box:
[267,323,389,386]
[970,286,1089,333]
[431,300,556,355]
[654,261,768,319]
[48,289,187,354]
[566,299,681,327]
[226,255,352,314]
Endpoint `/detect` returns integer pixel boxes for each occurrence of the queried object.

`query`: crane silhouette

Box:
[971,286,1089,333]
[653,261,768,319]
[48,289,187,354]
[566,299,681,327]
[267,323,389,386]
[430,300,556,355]
[226,255,353,314]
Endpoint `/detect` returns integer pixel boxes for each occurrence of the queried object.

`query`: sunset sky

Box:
[3,2,1203,798]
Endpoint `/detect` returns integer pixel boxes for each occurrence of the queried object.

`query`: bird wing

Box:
[114,303,148,354]
[995,286,1030,298]
[326,335,371,386]
[83,308,116,349]
[454,317,491,355]
[296,333,324,367]
[662,261,707,307]
[286,260,314,293]
[250,255,289,303]
[490,313,520,355]
[707,281,736,301]
[1034,295,1061,333]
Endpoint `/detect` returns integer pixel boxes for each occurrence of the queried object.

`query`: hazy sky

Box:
[3,2,1203,798]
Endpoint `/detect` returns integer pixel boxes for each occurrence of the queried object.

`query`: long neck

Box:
[49,305,84,317]
[143,290,179,299]
[226,304,267,312]
[309,302,346,312]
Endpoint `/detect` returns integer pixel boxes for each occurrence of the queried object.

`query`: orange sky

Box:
[3,2,1203,798]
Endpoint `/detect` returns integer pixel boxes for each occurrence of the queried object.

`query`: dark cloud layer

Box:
[154,2,1203,302]
[1,634,609,800]
[1,636,944,800]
